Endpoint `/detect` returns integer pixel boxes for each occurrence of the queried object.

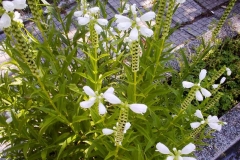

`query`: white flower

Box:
[176,0,186,3]
[74,11,83,17]
[190,110,226,131]
[102,122,131,135]
[13,11,23,23]
[226,67,231,76]
[89,7,100,14]
[0,13,11,29]
[156,142,196,160]
[12,0,27,10]
[5,111,13,124]
[182,69,211,101]
[2,1,15,12]
[80,86,121,115]
[102,128,114,135]
[114,4,155,41]
[75,5,108,34]
[77,16,90,25]
[129,104,147,114]
[212,77,226,89]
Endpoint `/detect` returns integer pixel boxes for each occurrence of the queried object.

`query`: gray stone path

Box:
[0,0,240,159]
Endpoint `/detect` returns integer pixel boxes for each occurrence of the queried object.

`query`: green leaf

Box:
[72,115,90,123]
[68,83,82,94]
[39,116,58,137]
[57,135,77,160]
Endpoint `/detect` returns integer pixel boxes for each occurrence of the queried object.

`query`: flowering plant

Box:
[0,0,234,159]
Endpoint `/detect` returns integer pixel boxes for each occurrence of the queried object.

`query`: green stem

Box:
[133,72,137,102]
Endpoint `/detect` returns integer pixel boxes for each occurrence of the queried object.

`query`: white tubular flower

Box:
[77,16,90,25]
[75,4,108,34]
[5,111,13,124]
[74,11,83,17]
[13,11,23,23]
[80,86,121,115]
[12,0,27,10]
[156,142,196,160]
[176,0,186,3]
[124,122,131,133]
[182,69,211,101]
[2,1,15,12]
[0,13,11,29]
[114,4,155,41]
[129,104,147,114]
[94,24,103,34]
[102,128,114,135]
[212,77,226,89]
[226,67,232,76]
[191,110,226,131]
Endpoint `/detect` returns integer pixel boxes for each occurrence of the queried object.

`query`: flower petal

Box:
[124,122,131,133]
[103,93,121,104]
[97,18,108,26]
[220,77,226,84]
[94,24,103,34]
[226,67,231,76]
[6,117,13,124]
[77,17,90,25]
[129,104,147,114]
[104,87,114,94]
[74,11,83,17]
[0,13,11,29]
[129,27,138,41]
[194,110,203,119]
[199,69,207,81]
[2,1,15,12]
[181,143,196,154]
[117,22,132,31]
[208,122,222,131]
[83,86,96,97]
[12,0,27,9]
[102,128,114,135]
[80,97,96,108]
[89,7,100,14]
[212,84,219,89]
[195,90,203,101]
[140,11,156,22]
[200,87,211,97]
[182,157,197,160]
[115,15,131,23]
[166,156,174,160]
[130,4,137,15]
[207,115,219,123]
[140,27,153,37]
[190,122,201,129]
[156,142,171,154]
[98,102,107,115]
[182,81,194,88]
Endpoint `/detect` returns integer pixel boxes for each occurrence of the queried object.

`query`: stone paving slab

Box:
[172,0,204,24]
[213,1,240,19]
[169,29,194,46]
[195,0,229,10]
[195,103,240,160]
[183,16,217,37]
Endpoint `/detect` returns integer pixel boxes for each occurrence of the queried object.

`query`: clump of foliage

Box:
[0,0,237,159]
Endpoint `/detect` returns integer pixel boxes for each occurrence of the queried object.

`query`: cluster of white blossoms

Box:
[182,69,211,101]
[115,3,156,43]
[80,86,147,115]
[73,0,108,34]
[156,142,196,160]
[190,110,227,131]
[0,0,27,29]
[102,122,131,135]
[183,68,232,101]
